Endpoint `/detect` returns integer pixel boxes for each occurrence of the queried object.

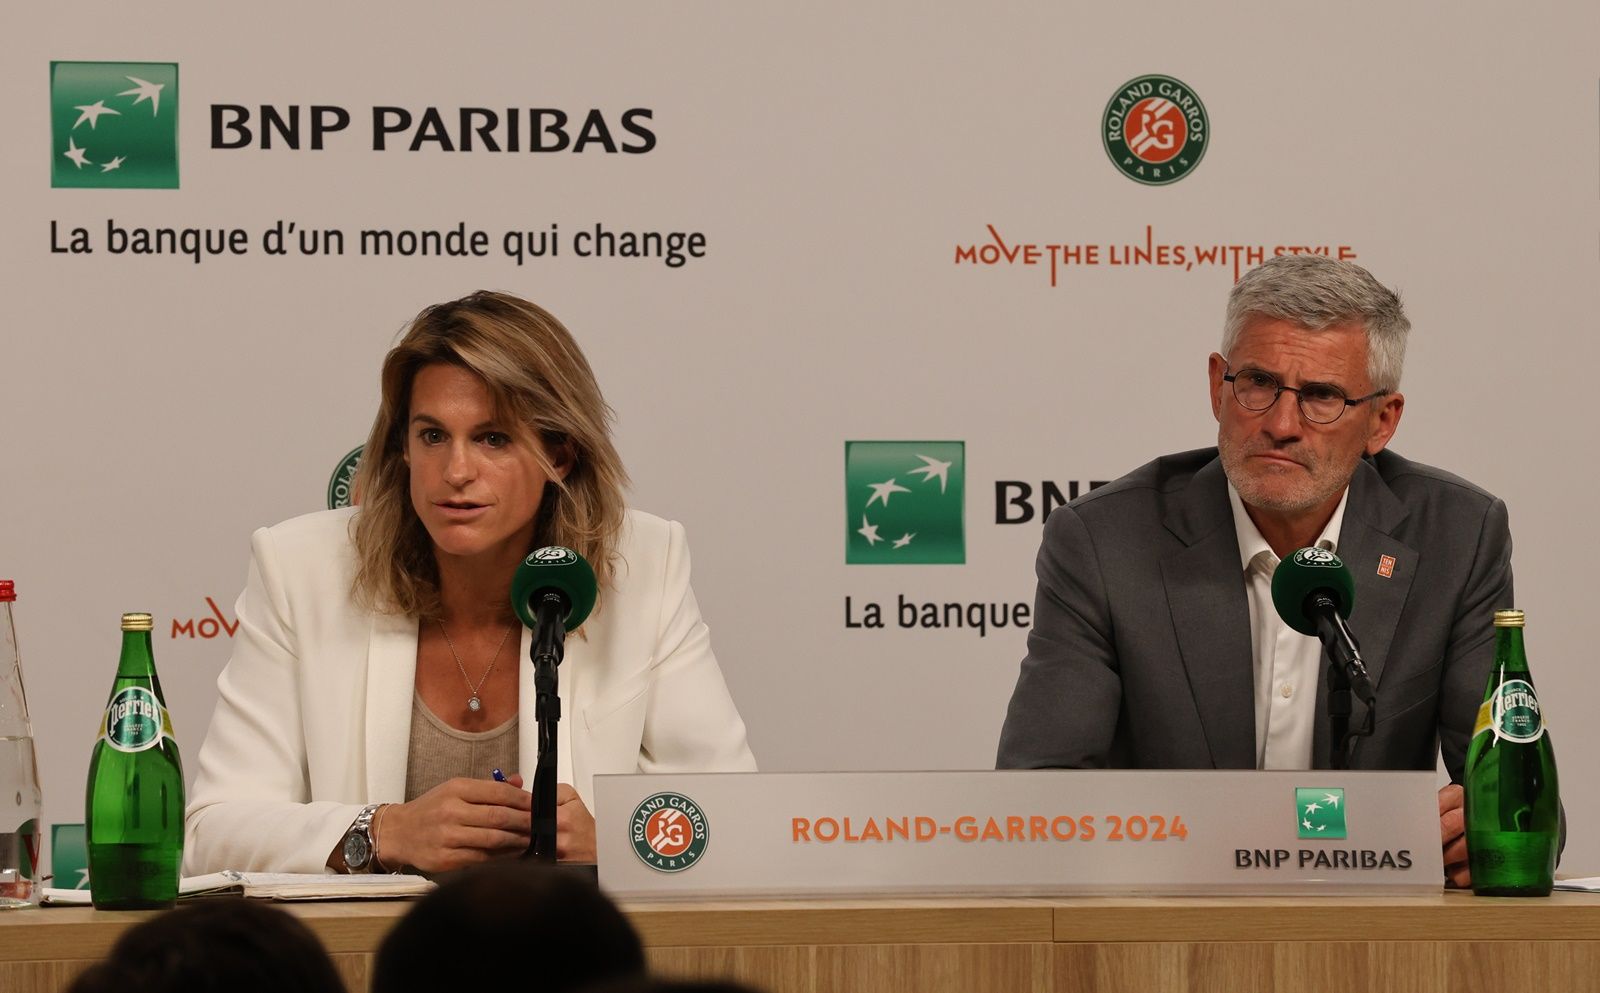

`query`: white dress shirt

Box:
[1228,485,1350,770]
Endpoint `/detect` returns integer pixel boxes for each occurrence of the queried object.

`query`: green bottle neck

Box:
[117,629,157,679]
[1492,625,1529,676]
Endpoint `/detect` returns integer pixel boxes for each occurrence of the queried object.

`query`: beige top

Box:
[404,693,520,801]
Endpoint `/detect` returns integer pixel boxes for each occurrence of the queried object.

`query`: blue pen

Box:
[492,769,508,783]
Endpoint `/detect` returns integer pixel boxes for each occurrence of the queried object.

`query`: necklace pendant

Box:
[468,696,482,713]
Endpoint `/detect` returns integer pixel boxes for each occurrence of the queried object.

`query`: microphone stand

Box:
[1312,600,1377,769]
[1325,657,1355,771]
[525,592,567,864]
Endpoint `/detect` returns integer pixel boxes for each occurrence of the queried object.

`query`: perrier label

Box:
[85,612,185,909]
[98,686,172,752]
[1463,609,1560,897]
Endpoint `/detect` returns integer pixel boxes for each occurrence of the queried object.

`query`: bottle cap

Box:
[1493,609,1525,628]
[0,581,13,602]
[121,612,154,631]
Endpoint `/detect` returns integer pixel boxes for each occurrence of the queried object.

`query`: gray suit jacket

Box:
[996,448,1513,779]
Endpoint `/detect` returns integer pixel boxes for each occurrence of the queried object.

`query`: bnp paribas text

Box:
[210,105,656,154]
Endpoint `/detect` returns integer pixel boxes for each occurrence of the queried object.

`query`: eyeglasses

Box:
[1222,364,1389,425]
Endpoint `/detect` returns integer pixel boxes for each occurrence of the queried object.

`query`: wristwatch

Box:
[341,804,381,873]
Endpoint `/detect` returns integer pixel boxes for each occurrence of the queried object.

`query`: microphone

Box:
[1270,548,1374,703]
[511,545,598,666]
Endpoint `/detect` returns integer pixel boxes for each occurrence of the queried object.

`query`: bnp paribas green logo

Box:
[50,61,179,189]
[845,441,964,565]
[1295,787,1347,840]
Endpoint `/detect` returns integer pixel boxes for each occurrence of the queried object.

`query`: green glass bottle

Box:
[85,612,184,909]
[1463,609,1559,896]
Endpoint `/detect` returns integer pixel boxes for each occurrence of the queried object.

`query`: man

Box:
[996,254,1508,886]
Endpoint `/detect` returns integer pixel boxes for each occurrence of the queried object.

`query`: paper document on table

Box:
[41,870,433,904]
[1552,877,1600,892]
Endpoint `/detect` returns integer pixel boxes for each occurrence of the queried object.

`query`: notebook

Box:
[41,870,434,904]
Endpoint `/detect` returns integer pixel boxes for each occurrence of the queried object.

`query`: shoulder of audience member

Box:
[373,865,645,993]
[66,900,344,993]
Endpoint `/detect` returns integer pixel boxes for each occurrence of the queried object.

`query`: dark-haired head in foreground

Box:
[67,899,344,993]
[372,864,646,993]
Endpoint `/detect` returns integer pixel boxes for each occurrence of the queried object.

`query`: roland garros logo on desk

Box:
[630,792,709,872]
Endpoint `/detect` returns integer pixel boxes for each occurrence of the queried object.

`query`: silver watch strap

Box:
[346,803,380,872]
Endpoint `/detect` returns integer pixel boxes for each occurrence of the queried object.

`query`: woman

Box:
[184,291,756,874]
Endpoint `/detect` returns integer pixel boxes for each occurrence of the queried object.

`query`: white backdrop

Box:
[4,3,1597,874]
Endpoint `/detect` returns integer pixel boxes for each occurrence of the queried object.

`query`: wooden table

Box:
[2,892,1598,993]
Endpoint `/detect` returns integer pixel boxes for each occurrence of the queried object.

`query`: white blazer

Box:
[184,507,756,874]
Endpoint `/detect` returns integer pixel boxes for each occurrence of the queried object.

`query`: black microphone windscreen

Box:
[511,546,597,632]
[1270,547,1355,637]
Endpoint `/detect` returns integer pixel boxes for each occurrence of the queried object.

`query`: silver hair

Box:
[1221,255,1410,393]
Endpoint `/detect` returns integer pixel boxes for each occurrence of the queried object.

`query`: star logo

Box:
[51,62,179,189]
[72,100,121,129]
[846,442,964,565]
[117,76,165,115]
[62,137,91,169]
[908,454,953,493]
[866,478,911,509]
[1294,787,1347,840]
[857,516,883,546]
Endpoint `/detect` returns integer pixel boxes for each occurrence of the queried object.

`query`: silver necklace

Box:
[438,620,514,713]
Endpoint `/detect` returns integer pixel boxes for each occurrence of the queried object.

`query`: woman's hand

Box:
[557,784,597,863]
[377,776,531,873]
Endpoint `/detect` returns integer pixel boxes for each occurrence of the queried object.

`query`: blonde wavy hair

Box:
[350,291,629,619]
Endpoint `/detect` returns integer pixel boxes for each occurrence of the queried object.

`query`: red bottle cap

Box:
[0,581,13,602]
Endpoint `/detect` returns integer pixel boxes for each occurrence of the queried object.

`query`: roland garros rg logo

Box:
[1294,547,1340,568]
[630,792,709,872]
[1102,74,1209,186]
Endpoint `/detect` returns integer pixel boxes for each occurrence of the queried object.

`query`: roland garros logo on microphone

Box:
[1102,74,1208,186]
[1294,547,1340,568]
[630,792,709,872]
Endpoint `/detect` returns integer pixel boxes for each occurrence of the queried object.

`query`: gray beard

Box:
[1217,436,1358,514]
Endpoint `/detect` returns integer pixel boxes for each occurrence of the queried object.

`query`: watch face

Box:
[344,830,371,869]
